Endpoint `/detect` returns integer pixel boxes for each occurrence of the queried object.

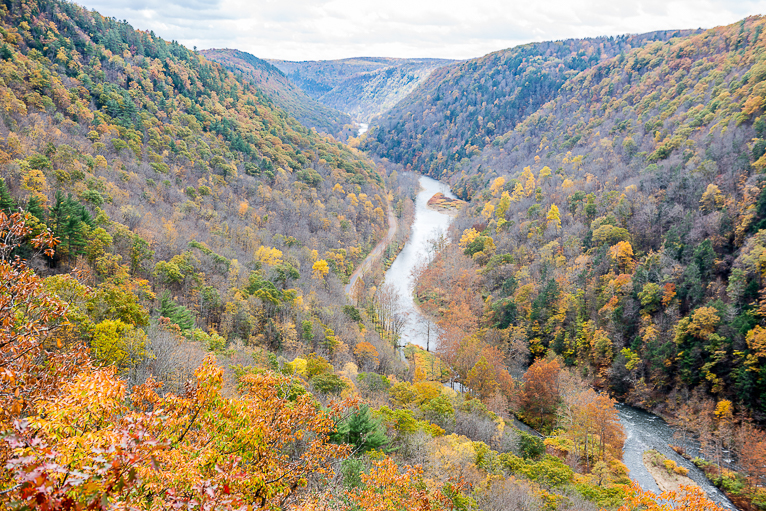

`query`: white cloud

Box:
[80,0,766,60]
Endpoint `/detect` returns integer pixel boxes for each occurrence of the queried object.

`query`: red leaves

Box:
[3,417,166,511]
[0,212,86,428]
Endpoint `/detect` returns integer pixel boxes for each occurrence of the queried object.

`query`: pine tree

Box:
[0,178,15,214]
[48,192,93,260]
[159,290,196,331]
[25,195,45,221]
[332,404,389,453]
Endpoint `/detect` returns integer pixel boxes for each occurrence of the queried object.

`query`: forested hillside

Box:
[363,30,696,175]
[269,56,456,121]
[0,0,755,507]
[200,48,355,138]
[392,13,766,466]
[0,0,651,508]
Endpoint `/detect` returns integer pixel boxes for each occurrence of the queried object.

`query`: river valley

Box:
[384,175,737,507]
[381,175,456,350]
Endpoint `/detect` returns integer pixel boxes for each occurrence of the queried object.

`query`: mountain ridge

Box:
[200,47,355,138]
[268,56,458,122]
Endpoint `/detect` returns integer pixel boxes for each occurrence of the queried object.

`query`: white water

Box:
[618,404,734,507]
[357,123,369,136]
[382,175,456,350]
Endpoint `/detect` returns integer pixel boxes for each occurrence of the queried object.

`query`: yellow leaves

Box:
[609,240,635,271]
[496,190,511,220]
[255,245,283,267]
[687,306,721,340]
[489,176,505,195]
[521,166,536,196]
[714,399,733,419]
[91,319,148,371]
[700,183,724,212]
[312,259,329,280]
[481,202,495,220]
[746,326,766,370]
[546,204,561,230]
[511,182,524,202]
[459,227,480,249]
[21,167,49,206]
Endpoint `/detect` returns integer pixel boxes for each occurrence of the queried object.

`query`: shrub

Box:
[519,431,545,460]
[311,373,348,395]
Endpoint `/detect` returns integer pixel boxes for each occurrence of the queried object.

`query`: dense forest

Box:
[370,14,766,509]
[199,48,355,139]
[0,0,762,508]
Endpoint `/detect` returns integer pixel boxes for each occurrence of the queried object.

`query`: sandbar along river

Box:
[618,404,734,507]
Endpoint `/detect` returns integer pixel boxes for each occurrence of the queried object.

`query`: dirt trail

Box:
[344,206,397,298]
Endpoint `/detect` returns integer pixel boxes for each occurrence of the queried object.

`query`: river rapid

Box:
[384,176,735,507]
[381,175,456,350]
[618,404,735,507]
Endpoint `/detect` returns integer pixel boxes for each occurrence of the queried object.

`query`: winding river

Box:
[382,176,735,507]
[382,175,456,350]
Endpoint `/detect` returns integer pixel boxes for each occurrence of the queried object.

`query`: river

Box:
[618,404,734,507]
[381,175,456,350]
[383,176,735,507]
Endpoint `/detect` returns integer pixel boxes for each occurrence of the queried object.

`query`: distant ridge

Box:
[200,48,354,139]
[364,30,699,176]
[267,57,458,122]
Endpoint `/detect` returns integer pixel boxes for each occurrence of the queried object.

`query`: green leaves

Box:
[332,404,389,453]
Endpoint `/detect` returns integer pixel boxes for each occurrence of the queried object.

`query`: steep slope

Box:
[268,57,456,122]
[199,48,354,138]
[0,0,393,358]
[413,16,766,416]
[364,30,697,177]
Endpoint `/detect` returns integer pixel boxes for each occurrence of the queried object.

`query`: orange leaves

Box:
[617,482,726,511]
[520,357,561,432]
[3,349,355,509]
[346,458,431,511]
[0,212,83,428]
[354,341,379,370]
[297,457,460,511]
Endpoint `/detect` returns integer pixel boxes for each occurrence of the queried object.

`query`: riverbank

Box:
[380,176,458,350]
[618,404,735,508]
[643,450,698,494]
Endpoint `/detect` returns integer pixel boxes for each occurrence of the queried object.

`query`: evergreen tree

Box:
[332,404,389,453]
[159,290,196,331]
[0,178,15,214]
[25,195,46,222]
[48,191,93,260]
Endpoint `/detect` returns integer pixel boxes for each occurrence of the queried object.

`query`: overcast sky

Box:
[83,0,766,61]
